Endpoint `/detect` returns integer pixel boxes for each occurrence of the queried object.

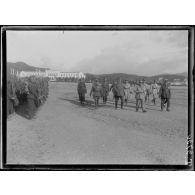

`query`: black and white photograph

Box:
[1,26,194,169]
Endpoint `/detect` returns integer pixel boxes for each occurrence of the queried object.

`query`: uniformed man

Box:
[101,78,109,104]
[143,79,150,103]
[77,78,87,104]
[159,79,171,111]
[90,79,102,108]
[7,79,14,117]
[110,80,117,100]
[112,78,125,109]
[25,76,38,119]
[135,80,147,112]
[150,80,159,105]
[124,80,131,105]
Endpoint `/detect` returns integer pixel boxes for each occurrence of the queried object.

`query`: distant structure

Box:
[158,77,163,82]
[45,70,86,81]
[12,69,86,82]
[19,70,46,77]
[170,78,188,86]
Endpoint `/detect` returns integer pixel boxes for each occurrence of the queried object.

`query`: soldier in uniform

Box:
[135,80,147,112]
[7,77,19,117]
[112,78,125,109]
[101,78,109,104]
[77,78,87,104]
[150,80,159,105]
[159,79,171,111]
[110,80,117,100]
[90,79,102,108]
[25,76,38,119]
[7,80,14,117]
[143,79,150,103]
[124,80,131,105]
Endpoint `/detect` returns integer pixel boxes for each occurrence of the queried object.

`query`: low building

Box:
[45,70,85,80]
[12,69,86,81]
[19,70,46,77]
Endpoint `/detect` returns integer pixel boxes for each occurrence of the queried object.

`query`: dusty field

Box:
[7,82,188,164]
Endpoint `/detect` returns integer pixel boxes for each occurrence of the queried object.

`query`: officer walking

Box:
[124,80,131,105]
[77,78,87,105]
[151,80,159,105]
[112,78,125,109]
[143,79,150,103]
[101,78,109,104]
[135,80,147,112]
[90,79,102,108]
[159,79,171,111]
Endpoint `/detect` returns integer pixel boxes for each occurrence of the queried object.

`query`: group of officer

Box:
[77,77,171,112]
[7,76,49,119]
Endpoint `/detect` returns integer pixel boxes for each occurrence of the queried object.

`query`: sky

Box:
[7,30,188,76]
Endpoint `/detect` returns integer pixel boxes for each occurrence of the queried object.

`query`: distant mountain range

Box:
[85,72,188,83]
[7,61,188,83]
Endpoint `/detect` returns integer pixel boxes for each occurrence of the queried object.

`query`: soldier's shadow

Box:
[59,97,115,110]
[15,103,31,119]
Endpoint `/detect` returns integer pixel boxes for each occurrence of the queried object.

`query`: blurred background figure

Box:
[124,80,131,105]
[101,78,109,104]
[143,79,151,103]
[150,80,159,105]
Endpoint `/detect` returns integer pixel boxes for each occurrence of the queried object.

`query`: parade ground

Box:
[7,82,188,164]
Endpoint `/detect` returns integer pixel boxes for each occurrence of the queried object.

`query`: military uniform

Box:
[159,81,171,111]
[7,79,19,117]
[90,81,102,107]
[143,81,150,103]
[77,79,87,104]
[7,75,49,119]
[112,80,125,109]
[151,82,159,104]
[135,82,147,112]
[7,80,14,117]
[101,80,109,103]
[124,82,131,105]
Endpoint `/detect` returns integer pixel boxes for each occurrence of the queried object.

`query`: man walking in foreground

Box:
[90,79,102,108]
[112,78,125,109]
[101,78,110,104]
[143,79,150,103]
[151,80,159,105]
[135,80,147,112]
[124,80,131,105]
[159,79,171,111]
[77,78,87,105]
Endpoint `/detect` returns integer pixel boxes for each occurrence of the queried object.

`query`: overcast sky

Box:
[7,30,188,76]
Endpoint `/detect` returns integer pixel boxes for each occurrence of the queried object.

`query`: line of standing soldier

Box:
[7,76,49,119]
[77,77,172,112]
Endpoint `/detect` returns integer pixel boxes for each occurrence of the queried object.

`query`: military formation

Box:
[77,78,172,112]
[7,76,49,119]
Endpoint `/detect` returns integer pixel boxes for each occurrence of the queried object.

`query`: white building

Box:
[19,70,46,77]
[45,70,85,80]
[16,69,86,81]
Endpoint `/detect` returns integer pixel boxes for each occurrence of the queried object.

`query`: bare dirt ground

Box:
[7,82,188,164]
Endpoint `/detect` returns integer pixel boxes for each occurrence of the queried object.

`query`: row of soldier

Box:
[7,76,49,119]
[77,78,171,112]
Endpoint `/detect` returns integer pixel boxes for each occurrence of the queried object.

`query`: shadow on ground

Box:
[59,97,141,112]
[59,97,121,110]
